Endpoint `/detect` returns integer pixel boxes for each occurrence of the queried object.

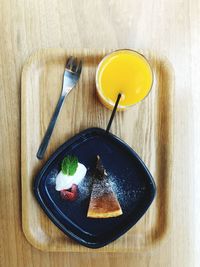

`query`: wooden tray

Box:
[21,48,174,252]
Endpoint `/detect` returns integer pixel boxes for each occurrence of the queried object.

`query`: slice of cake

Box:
[87,155,122,218]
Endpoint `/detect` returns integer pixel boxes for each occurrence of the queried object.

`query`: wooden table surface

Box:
[0,0,199,266]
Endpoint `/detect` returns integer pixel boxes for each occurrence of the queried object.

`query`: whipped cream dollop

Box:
[55,163,87,191]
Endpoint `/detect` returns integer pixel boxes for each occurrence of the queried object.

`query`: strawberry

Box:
[60,184,78,201]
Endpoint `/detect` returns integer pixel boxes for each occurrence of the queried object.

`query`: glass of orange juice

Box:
[96,49,153,110]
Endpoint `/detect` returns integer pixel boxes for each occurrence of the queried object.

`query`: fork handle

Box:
[36,94,66,159]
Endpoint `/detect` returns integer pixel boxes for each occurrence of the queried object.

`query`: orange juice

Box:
[96,50,153,110]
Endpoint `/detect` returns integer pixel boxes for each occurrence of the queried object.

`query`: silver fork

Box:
[36,56,82,159]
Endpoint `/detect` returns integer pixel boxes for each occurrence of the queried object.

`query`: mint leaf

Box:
[61,155,78,176]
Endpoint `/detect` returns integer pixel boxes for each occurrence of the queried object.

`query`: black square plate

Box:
[34,127,156,248]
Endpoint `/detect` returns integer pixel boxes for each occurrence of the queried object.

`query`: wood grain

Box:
[21,49,173,252]
[0,0,200,266]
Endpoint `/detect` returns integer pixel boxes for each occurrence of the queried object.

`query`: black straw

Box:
[106,93,122,133]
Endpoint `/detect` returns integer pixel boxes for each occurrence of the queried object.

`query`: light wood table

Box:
[0,1,199,266]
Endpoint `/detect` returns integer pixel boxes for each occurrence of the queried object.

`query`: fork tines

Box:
[66,56,82,74]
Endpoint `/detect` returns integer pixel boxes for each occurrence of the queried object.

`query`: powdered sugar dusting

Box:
[108,173,146,211]
[75,174,93,202]
[46,169,146,211]
[46,169,58,185]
